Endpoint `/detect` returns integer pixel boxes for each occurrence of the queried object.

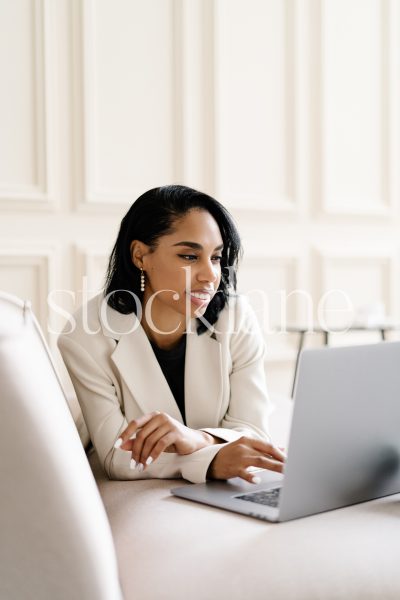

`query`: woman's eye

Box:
[178,254,222,262]
[178,254,198,261]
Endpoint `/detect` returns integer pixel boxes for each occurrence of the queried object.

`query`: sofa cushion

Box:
[0,291,123,600]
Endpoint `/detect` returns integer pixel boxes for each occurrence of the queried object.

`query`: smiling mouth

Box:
[190,291,211,300]
[186,291,212,305]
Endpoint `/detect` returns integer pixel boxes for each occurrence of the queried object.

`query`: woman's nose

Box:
[197,258,219,283]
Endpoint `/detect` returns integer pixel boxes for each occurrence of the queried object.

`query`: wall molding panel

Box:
[77,0,182,209]
[388,0,400,218]
[0,0,56,209]
[0,245,56,330]
[75,245,109,299]
[318,0,396,217]
[313,247,398,327]
[212,0,301,213]
[238,253,303,363]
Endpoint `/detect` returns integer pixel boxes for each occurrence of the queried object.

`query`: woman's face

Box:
[133,209,224,326]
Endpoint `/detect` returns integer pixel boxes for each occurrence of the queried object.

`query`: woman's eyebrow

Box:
[172,241,224,251]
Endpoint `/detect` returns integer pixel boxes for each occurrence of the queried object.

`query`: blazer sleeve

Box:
[58,334,227,484]
[199,296,273,445]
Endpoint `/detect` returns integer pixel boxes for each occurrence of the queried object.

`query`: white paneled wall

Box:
[1,0,400,399]
[81,0,179,204]
[322,0,390,215]
[215,0,296,211]
[0,0,56,207]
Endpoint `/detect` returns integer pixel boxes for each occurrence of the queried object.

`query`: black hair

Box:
[104,184,242,334]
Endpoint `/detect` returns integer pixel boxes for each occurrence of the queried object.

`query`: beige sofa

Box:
[1,291,400,600]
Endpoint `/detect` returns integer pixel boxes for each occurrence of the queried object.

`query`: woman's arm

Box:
[115,297,285,482]
[58,334,130,478]
[58,334,228,483]
[58,296,281,484]
[202,296,287,481]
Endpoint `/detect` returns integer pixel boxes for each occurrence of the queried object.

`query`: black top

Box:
[150,335,187,425]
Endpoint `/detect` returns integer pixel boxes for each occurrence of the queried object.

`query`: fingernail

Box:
[129,433,137,440]
[145,456,153,465]
[251,476,261,485]
[114,438,123,449]
[130,458,137,470]
[136,463,144,472]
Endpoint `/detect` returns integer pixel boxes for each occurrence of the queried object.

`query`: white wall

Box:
[1,0,400,400]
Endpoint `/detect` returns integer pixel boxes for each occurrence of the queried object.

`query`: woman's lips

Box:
[186,291,212,307]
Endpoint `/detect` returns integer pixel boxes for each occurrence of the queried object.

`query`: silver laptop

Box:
[171,341,400,522]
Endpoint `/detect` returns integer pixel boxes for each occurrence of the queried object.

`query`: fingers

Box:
[114,411,161,449]
[238,468,262,485]
[142,431,177,468]
[115,412,178,472]
[246,438,286,463]
[278,446,287,458]
[237,456,283,485]
[134,423,172,468]
[113,412,183,474]
[244,454,285,474]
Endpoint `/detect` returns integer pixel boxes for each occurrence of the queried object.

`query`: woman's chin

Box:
[180,303,209,320]
[191,304,209,318]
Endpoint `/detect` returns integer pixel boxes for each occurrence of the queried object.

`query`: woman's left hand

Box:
[115,411,217,471]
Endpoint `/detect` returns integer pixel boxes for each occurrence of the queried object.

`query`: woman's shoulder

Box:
[59,294,103,339]
[57,294,124,375]
[60,293,140,339]
[58,293,135,354]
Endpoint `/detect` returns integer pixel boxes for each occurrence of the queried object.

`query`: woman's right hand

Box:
[207,436,286,484]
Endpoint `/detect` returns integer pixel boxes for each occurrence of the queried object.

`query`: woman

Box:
[58,185,285,484]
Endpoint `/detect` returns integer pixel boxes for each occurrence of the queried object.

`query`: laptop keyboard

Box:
[235,487,281,508]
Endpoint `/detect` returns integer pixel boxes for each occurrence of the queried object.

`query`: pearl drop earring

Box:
[140,268,145,292]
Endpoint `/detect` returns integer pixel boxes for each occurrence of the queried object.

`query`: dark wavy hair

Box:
[104,185,242,334]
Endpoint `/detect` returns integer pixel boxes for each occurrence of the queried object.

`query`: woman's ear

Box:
[130,240,148,269]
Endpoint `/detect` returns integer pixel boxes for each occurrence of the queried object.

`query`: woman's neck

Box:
[140,300,187,350]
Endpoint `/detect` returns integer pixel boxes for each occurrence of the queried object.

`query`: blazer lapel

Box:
[100,299,184,422]
[184,326,223,430]
[111,331,185,422]
[99,296,223,427]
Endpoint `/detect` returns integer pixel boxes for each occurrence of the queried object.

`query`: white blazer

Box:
[58,293,272,483]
